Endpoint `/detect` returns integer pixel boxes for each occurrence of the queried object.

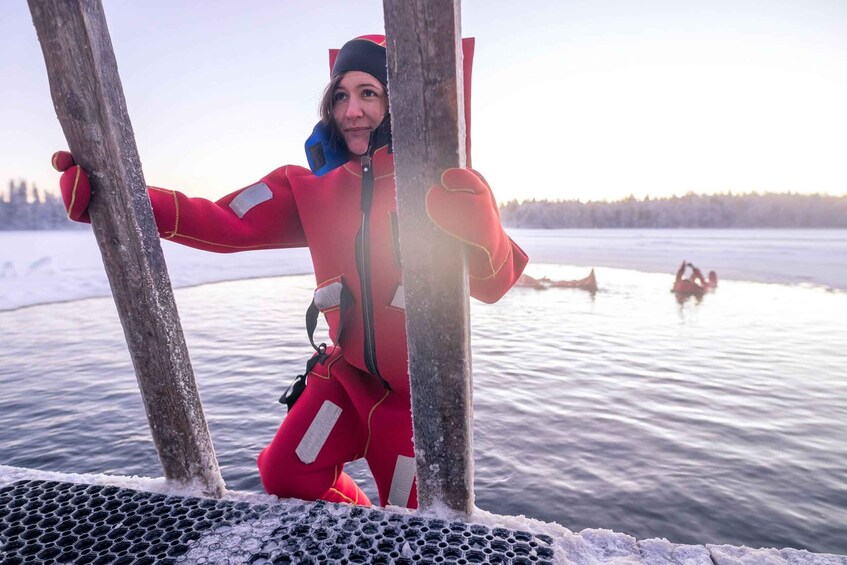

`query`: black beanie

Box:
[331,36,388,85]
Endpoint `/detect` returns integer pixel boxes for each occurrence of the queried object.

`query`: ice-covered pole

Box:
[383,0,474,514]
[28,0,224,497]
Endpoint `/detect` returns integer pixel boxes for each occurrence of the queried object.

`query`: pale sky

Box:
[2,0,846,204]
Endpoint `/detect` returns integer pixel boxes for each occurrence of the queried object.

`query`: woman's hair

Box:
[318,73,388,145]
[319,74,346,129]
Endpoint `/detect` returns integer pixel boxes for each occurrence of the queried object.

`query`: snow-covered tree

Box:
[499,192,847,229]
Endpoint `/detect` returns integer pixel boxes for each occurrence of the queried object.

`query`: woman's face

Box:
[332,71,387,156]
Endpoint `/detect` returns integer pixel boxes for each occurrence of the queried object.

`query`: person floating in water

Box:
[516,268,597,292]
[672,261,718,296]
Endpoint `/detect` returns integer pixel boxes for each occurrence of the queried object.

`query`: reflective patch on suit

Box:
[387,454,416,507]
[229,182,272,218]
[390,284,405,310]
[314,280,343,311]
[295,400,342,464]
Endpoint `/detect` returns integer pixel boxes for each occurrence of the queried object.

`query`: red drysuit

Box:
[52,30,527,506]
[139,142,527,507]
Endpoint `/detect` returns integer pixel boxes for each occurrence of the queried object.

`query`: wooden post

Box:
[28,0,225,497]
[383,0,474,513]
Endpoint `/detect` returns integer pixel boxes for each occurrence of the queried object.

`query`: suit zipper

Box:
[358,153,392,391]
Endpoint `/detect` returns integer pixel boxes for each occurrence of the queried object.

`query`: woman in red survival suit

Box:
[52,35,528,509]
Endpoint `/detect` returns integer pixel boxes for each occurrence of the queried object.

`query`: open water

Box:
[1,232,846,554]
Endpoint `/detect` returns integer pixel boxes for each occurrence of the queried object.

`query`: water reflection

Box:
[674,290,705,306]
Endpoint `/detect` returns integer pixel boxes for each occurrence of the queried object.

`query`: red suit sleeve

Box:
[468,236,529,304]
[147,166,307,252]
[426,168,528,304]
[468,233,529,304]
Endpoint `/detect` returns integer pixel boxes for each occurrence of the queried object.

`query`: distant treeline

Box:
[1,180,84,230]
[499,192,847,228]
[4,180,847,230]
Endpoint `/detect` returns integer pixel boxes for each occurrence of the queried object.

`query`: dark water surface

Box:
[1,267,845,553]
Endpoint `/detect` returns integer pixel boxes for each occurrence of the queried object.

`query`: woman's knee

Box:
[257,445,328,500]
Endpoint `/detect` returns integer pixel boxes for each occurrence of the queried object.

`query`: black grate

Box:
[0,479,556,564]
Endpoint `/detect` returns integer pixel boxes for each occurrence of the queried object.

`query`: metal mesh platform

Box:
[0,479,556,564]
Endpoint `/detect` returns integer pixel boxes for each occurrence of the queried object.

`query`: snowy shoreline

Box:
[1,229,845,312]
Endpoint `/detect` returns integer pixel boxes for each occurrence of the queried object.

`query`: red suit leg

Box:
[257,349,420,509]
[257,351,371,505]
[363,391,418,509]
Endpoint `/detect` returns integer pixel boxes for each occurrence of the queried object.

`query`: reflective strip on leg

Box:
[390,284,405,310]
[295,400,342,464]
[387,454,416,507]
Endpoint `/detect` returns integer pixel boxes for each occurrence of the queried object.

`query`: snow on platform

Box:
[1,466,844,565]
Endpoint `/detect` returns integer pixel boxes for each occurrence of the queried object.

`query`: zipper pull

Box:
[360,153,374,213]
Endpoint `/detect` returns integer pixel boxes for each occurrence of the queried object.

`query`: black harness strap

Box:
[280,281,355,411]
[305,298,324,354]
[304,282,354,353]
[279,343,327,411]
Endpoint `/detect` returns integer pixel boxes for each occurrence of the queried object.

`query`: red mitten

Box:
[51,151,91,223]
[426,168,514,280]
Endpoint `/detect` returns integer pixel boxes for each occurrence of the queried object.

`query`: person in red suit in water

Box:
[672,260,718,295]
[51,35,528,509]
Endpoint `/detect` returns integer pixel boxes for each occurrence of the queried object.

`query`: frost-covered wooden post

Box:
[28,0,225,497]
[383,0,474,513]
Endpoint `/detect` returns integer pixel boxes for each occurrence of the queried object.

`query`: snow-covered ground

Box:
[0,230,312,311]
[1,228,845,312]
